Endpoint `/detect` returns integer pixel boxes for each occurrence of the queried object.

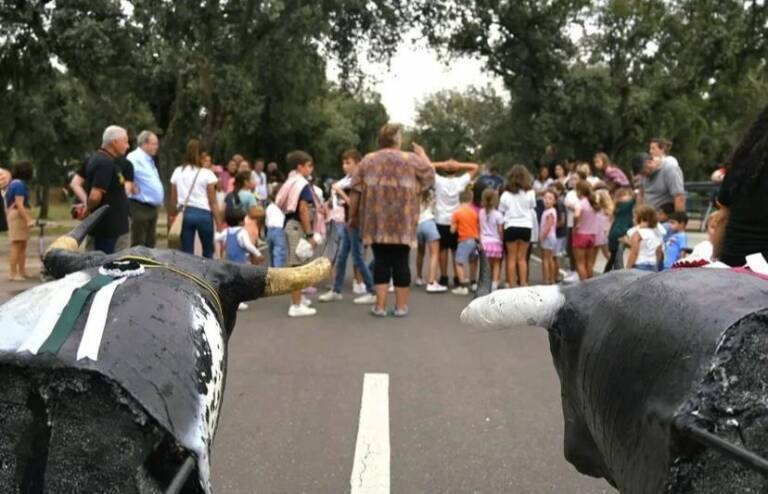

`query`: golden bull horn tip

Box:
[46,236,79,254]
[264,258,332,296]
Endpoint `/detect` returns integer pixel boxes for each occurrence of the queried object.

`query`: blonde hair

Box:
[596,189,615,217]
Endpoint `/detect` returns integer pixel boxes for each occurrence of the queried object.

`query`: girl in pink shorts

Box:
[479,189,505,290]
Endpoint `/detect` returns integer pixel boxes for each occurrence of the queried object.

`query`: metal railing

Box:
[684,181,719,232]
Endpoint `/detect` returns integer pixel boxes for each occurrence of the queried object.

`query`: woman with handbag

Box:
[169,140,221,258]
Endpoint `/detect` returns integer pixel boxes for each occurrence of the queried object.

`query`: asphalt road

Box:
[211,271,616,493]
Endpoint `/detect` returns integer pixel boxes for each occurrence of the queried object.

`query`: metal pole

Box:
[674,417,768,477]
[165,456,196,494]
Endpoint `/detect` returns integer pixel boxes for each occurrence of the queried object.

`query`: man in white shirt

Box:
[432,159,479,287]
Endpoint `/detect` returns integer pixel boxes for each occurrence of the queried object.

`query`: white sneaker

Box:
[426,282,447,293]
[238,302,248,311]
[491,282,499,291]
[353,293,377,305]
[301,296,313,307]
[388,282,395,293]
[288,304,317,317]
[451,286,470,296]
[563,271,580,284]
[414,277,425,287]
[470,283,478,292]
[318,290,342,302]
[352,282,367,294]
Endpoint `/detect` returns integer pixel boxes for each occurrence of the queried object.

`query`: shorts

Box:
[437,223,458,250]
[481,239,504,259]
[285,219,311,267]
[540,237,557,252]
[456,239,479,264]
[417,219,441,244]
[7,209,30,242]
[504,227,531,243]
[572,232,596,249]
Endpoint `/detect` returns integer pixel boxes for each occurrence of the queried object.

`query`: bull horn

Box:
[460,285,565,330]
[45,206,110,254]
[264,257,332,296]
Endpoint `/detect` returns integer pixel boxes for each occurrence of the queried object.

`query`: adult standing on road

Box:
[714,105,768,267]
[637,148,686,212]
[169,139,221,259]
[126,130,163,247]
[80,125,131,254]
[348,124,435,317]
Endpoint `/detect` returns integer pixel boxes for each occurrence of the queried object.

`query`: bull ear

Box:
[460,285,565,330]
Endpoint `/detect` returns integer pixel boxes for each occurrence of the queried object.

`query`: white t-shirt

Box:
[628,226,663,265]
[564,190,579,228]
[499,189,536,229]
[251,171,268,201]
[265,203,285,229]
[419,195,435,224]
[691,240,713,261]
[434,173,472,225]
[171,166,219,211]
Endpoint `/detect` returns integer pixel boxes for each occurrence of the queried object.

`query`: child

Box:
[500,165,536,287]
[572,180,602,280]
[606,187,636,272]
[626,205,664,272]
[657,203,674,242]
[539,189,558,284]
[265,184,287,268]
[479,188,504,290]
[450,190,480,295]
[215,207,264,309]
[595,189,614,265]
[416,189,447,292]
[6,161,35,281]
[690,210,722,261]
[663,211,689,270]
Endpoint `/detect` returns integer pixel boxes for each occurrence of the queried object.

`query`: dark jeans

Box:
[181,206,214,259]
[334,227,374,294]
[129,200,159,248]
[372,244,411,287]
[93,237,118,254]
[604,247,625,273]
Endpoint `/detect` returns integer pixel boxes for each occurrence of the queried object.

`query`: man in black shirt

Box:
[80,125,131,254]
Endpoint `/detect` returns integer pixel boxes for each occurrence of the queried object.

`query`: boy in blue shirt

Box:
[663,211,688,270]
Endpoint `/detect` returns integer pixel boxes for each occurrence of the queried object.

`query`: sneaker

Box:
[388,282,395,293]
[391,306,409,317]
[426,282,448,293]
[414,277,425,287]
[353,293,377,305]
[370,307,388,317]
[238,302,249,311]
[470,283,478,292]
[288,304,317,317]
[451,286,470,296]
[491,281,499,291]
[352,282,367,294]
[301,296,313,307]
[563,271,580,284]
[318,290,342,302]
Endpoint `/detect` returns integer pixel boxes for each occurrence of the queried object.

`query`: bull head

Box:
[0,206,335,493]
[462,269,768,493]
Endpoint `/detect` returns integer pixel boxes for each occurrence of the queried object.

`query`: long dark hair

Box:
[726,105,768,196]
[231,171,251,206]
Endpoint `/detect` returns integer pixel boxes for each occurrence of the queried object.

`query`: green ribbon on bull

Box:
[38,274,117,356]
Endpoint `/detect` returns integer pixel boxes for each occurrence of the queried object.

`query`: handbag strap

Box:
[180,166,203,212]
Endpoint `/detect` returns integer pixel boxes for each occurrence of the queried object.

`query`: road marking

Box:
[350,373,390,494]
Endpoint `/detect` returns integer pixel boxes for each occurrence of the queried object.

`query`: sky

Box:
[329,38,506,127]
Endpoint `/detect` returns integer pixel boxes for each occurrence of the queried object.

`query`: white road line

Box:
[350,373,390,494]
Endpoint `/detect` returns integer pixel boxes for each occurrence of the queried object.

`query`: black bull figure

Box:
[462,266,768,493]
[0,207,334,493]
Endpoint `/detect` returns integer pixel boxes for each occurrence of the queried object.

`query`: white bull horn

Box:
[460,285,566,330]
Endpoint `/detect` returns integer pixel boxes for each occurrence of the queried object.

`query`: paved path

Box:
[211,280,615,493]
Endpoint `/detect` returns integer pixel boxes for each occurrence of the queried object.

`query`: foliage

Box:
[418,0,768,178]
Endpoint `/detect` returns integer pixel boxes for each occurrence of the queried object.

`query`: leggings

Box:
[372,244,411,287]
